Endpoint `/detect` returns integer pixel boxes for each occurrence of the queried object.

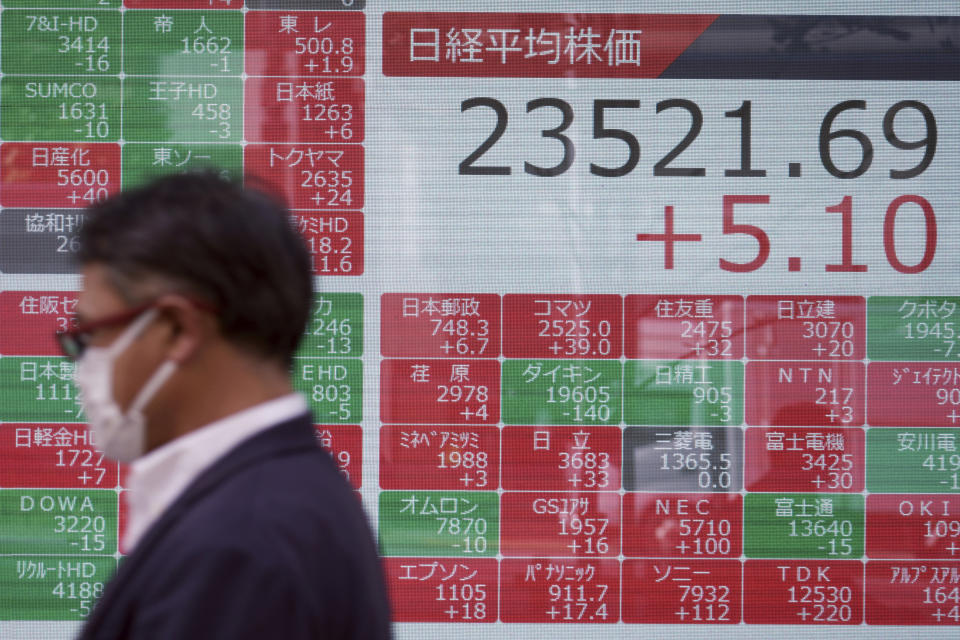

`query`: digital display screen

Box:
[1,1,959,637]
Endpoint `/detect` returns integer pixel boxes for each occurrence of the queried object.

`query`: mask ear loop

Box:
[104,308,161,358]
[119,307,179,416]
[100,306,178,417]
[128,360,178,416]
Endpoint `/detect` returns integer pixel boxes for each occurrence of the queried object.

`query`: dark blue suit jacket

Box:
[77,414,391,639]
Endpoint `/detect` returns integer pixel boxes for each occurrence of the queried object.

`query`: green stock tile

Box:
[867,428,960,493]
[1,10,120,75]
[122,11,243,77]
[292,358,361,423]
[122,77,242,143]
[121,143,242,188]
[0,357,83,422]
[379,491,498,557]
[0,556,117,621]
[0,490,118,555]
[501,359,622,426]
[868,296,960,361]
[624,360,743,426]
[743,493,864,559]
[1,1,120,7]
[297,293,363,358]
[1,77,121,142]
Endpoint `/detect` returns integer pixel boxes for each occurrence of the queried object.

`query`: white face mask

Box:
[75,308,178,463]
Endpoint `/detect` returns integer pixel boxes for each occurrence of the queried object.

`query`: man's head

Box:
[78,172,312,364]
[70,172,312,458]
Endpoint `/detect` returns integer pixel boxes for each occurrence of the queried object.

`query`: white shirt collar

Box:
[123,393,309,552]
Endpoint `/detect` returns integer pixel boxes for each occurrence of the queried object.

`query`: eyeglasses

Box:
[56,298,216,360]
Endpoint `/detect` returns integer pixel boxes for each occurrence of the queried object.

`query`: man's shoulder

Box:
[84,421,391,640]
[132,425,376,599]
[166,429,360,550]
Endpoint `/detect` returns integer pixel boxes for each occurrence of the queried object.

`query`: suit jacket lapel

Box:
[82,414,317,635]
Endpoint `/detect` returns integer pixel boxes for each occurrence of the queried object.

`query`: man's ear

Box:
[155,295,215,364]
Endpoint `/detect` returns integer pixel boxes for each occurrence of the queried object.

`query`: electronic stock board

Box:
[0,1,959,638]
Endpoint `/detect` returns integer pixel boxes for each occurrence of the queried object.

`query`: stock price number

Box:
[559,450,610,489]
[682,320,733,357]
[637,194,937,274]
[677,518,733,556]
[437,449,489,488]
[545,384,613,423]
[437,384,490,421]
[538,318,613,357]
[52,580,104,618]
[788,518,854,556]
[433,317,491,356]
[660,451,733,490]
[308,313,352,355]
[436,515,488,555]
[294,35,355,74]
[922,453,960,491]
[547,583,610,621]
[459,97,936,180]
[677,584,731,622]
[802,452,855,491]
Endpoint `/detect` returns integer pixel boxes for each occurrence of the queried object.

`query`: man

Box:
[64,173,391,639]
